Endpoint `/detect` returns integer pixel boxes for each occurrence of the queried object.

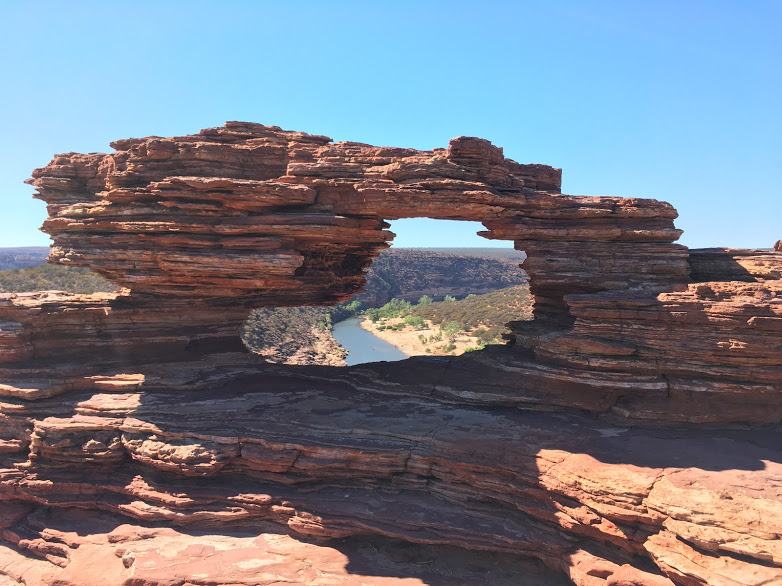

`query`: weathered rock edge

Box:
[1,122,780,585]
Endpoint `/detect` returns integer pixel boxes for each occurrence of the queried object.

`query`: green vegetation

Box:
[242,306,332,352]
[404,314,425,329]
[241,301,362,354]
[442,320,461,342]
[463,345,485,353]
[360,284,533,346]
[0,264,116,294]
[471,327,503,345]
[365,298,412,322]
[408,285,532,342]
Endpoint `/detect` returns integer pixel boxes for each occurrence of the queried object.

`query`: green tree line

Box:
[365,285,532,345]
[0,265,117,294]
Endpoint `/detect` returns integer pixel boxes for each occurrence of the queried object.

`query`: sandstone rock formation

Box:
[1,122,781,585]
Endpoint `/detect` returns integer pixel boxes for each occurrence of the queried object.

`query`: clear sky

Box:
[1,0,779,249]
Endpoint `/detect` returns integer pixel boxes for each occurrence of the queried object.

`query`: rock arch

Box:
[1,122,781,585]
[6,122,779,421]
[29,122,687,329]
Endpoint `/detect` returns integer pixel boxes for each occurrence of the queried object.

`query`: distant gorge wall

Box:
[351,249,528,307]
[1,122,781,586]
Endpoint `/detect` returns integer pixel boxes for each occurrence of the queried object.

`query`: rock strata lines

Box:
[0,122,780,585]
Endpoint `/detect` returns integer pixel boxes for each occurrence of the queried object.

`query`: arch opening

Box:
[240,219,530,366]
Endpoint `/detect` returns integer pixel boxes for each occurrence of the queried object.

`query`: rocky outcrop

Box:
[1,122,781,585]
[29,122,684,320]
[531,281,782,424]
[1,371,780,585]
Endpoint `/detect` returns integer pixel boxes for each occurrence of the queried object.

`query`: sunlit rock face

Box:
[28,122,685,316]
[1,122,780,585]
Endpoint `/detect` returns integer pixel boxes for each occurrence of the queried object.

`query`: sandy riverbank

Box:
[358,317,482,357]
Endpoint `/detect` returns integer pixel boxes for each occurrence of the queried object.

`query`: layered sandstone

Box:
[3,375,781,585]
[29,122,684,321]
[1,122,780,585]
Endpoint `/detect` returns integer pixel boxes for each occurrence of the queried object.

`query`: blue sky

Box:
[1,0,779,249]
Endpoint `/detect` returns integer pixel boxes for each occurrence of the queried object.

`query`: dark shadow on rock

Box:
[688,247,780,282]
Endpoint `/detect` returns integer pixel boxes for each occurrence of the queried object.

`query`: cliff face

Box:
[0,247,50,271]
[353,248,527,307]
[1,122,781,585]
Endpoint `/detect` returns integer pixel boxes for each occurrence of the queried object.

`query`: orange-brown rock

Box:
[688,247,782,282]
[28,122,685,319]
[1,122,781,585]
[1,376,779,585]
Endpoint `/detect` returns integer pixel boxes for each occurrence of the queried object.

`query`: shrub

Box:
[404,315,425,329]
[442,321,461,343]
[368,298,413,320]
[475,326,502,344]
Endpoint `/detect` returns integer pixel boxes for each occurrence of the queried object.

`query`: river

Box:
[331,317,409,366]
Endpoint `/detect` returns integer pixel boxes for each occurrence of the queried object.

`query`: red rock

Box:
[1,122,781,584]
[27,122,683,320]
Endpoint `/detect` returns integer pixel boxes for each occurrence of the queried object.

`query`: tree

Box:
[442,321,461,343]
[374,298,412,319]
[345,300,362,313]
[443,295,457,302]
[404,315,425,329]
[417,295,433,306]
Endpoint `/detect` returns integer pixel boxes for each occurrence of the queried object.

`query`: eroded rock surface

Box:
[1,122,781,584]
[27,122,684,320]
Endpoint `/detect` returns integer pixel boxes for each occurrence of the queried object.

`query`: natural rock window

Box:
[238,218,527,366]
[2,122,780,585]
